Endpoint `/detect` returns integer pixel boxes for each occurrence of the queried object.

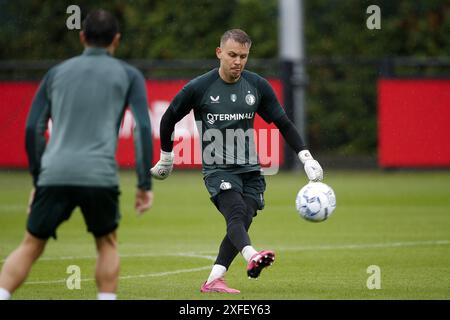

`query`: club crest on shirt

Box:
[220,181,232,190]
[245,93,256,106]
[230,94,237,102]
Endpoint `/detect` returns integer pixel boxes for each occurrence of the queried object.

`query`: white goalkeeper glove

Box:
[298,150,323,182]
[150,151,174,180]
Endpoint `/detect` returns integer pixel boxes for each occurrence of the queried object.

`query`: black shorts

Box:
[27,186,121,240]
[204,170,266,210]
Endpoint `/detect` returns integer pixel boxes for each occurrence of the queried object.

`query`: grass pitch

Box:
[0,169,449,300]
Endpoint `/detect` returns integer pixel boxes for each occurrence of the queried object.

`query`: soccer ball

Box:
[295,182,337,222]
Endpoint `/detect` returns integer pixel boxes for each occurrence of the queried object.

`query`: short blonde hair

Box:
[220,29,252,47]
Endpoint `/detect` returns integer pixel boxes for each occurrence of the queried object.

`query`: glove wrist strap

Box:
[298,150,313,164]
[160,150,174,162]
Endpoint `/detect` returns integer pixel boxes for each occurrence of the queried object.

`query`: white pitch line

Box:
[24,266,212,285]
[194,240,450,255]
[172,252,216,261]
[3,240,449,263]
[277,239,450,252]
[2,252,216,263]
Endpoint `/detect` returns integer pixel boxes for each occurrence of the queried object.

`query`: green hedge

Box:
[1,0,448,155]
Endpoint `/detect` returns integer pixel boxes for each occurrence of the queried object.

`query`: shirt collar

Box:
[82,47,110,56]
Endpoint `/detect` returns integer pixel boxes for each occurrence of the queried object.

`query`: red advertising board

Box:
[378,79,450,168]
[0,79,284,169]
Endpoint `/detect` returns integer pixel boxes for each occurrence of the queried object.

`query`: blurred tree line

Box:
[0,0,448,155]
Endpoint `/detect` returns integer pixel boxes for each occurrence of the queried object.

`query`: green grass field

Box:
[0,170,449,300]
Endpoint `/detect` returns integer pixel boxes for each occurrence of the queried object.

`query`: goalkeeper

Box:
[151,29,323,294]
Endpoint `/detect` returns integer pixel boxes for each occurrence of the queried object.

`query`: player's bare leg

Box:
[95,231,119,300]
[0,231,47,299]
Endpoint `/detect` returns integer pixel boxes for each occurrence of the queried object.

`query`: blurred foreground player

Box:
[0,9,153,300]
